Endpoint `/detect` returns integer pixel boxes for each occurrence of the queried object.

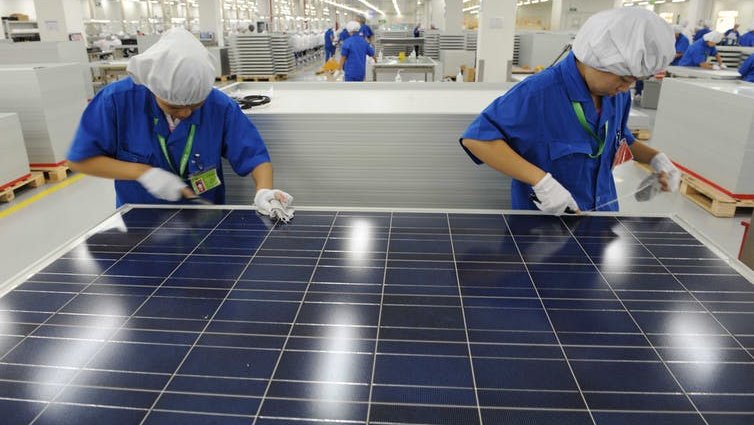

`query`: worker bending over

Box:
[678,31,726,69]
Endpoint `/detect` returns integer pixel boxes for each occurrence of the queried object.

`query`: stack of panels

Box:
[2,208,754,425]
[513,34,521,66]
[0,113,30,185]
[228,34,276,77]
[376,31,413,57]
[423,30,440,59]
[718,48,743,68]
[0,64,87,165]
[653,78,754,194]
[271,34,295,75]
[465,31,478,51]
[440,34,465,50]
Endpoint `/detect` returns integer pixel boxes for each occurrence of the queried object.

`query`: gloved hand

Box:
[532,173,580,214]
[712,63,721,71]
[137,167,187,201]
[254,189,294,222]
[650,152,681,192]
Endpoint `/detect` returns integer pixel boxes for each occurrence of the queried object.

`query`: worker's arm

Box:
[461,138,546,185]
[68,156,150,180]
[628,140,660,164]
[699,61,713,69]
[251,162,273,191]
[339,55,346,70]
[716,53,724,66]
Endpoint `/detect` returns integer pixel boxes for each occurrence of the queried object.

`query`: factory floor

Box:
[0,102,749,293]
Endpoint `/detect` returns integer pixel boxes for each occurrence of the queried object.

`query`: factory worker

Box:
[740,24,754,47]
[693,20,712,42]
[739,53,754,83]
[68,28,293,221]
[357,15,374,43]
[724,24,740,45]
[339,20,375,82]
[678,31,726,69]
[325,23,339,62]
[670,25,691,66]
[460,8,681,214]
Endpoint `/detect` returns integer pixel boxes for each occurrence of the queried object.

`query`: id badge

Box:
[612,138,634,169]
[189,167,221,194]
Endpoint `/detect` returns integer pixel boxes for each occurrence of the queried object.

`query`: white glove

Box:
[650,152,681,192]
[137,167,187,201]
[712,63,721,71]
[254,189,295,222]
[721,63,728,69]
[532,173,580,214]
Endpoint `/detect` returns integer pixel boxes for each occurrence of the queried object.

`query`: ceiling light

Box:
[355,0,385,16]
[322,0,366,15]
[392,0,401,16]
[463,5,480,12]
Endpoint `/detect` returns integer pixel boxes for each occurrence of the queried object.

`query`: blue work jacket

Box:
[679,38,718,66]
[460,52,635,212]
[740,32,754,47]
[324,28,335,49]
[670,34,690,66]
[359,24,373,39]
[339,29,350,44]
[341,36,375,82]
[740,54,754,83]
[693,27,711,42]
[68,77,271,207]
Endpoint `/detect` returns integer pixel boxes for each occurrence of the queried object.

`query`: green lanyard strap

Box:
[571,101,608,158]
[154,117,196,178]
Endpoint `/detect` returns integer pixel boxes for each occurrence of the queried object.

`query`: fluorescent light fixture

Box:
[322,0,366,15]
[463,0,473,3]
[355,0,386,16]
[638,1,649,4]
[463,5,480,12]
[392,0,401,16]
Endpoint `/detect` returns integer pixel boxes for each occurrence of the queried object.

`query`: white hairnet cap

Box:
[672,25,684,33]
[127,28,215,106]
[572,8,675,78]
[346,21,360,33]
[703,31,724,43]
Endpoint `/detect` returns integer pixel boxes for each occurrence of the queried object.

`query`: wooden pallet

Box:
[630,129,652,141]
[236,74,288,82]
[680,175,754,218]
[215,74,235,82]
[0,173,45,203]
[30,164,70,183]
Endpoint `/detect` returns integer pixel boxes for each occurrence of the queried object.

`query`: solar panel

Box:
[1,208,753,425]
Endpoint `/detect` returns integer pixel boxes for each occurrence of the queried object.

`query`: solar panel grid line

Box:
[0,210,183,379]
[614,219,754,364]
[498,214,599,425]
[24,209,235,425]
[249,212,340,425]
[559,216,711,425]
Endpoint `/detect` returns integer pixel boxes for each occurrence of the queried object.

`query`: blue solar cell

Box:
[0,291,75,313]
[167,375,268,397]
[593,412,706,425]
[548,309,640,333]
[178,347,279,379]
[370,404,480,424]
[374,354,473,387]
[378,340,467,356]
[33,404,147,425]
[0,363,76,385]
[88,341,190,373]
[372,385,476,405]
[0,399,45,425]
[571,361,682,392]
[385,267,457,286]
[631,311,728,334]
[715,312,754,334]
[470,342,563,359]
[273,351,372,383]
[105,258,182,278]
[196,333,285,350]
[156,392,260,416]
[266,381,369,402]
[670,363,754,393]
[259,398,367,422]
[39,257,117,275]
[475,358,578,390]
[214,300,300,323]
[143,411,251,425]
[585,392,696,411]
[172,259,248,280]
[312,266,385,284]
[4,337,102,368]
[61,294,147,316]
[56,386,158,409]
[380,305,464,328]
[0,381,61,401]
[240,263,314,282]
[297,302,379,326]
[703,414,754,425]
[482,408,591,424]
[478,389,585,409]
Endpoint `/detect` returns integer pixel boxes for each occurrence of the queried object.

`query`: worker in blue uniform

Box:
[357,15,374,43]
[67,28,294,221]
[340,21,375,82]
[339,26,351,52]
[670,25,691,65]
[324,23,337,62]
[739,53,754,83]
[724,24,740,45]
[740,24,754,47]
[460,8,681,214]
[678,31,726,69]
[693,21,712,42]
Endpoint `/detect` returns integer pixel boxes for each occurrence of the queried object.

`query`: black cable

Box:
[548,43,573,68]
[233,95,271,110]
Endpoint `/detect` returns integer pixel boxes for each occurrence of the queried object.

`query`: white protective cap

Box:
[572,7,675,78]
[672,24,685,34]
[127,27,215,106]
[346,21,361,33]
[703,31,724,43]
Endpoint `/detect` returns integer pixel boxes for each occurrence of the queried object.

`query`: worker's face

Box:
[581,66,637,97]
[155,96,205,120]
[706,41,717,47]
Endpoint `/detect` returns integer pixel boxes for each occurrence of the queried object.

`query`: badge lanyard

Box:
[153,117,196,178]
[571,101,608,158]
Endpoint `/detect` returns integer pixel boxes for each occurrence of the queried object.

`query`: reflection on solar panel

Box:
[0,208,753,425]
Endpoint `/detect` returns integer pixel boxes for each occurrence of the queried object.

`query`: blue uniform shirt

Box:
[324,28,335,49]
[670,34,690,66]
[693,27,711,42]
[339,29,350,44]
[359,24,373,39]
[740,32,754,47]
[460,52,635,212]
[739,54,754,83]
[678,38,718,66]
[341,36,375,82]
[68,77,271,207]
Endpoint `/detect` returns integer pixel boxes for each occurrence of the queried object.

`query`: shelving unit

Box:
[2,20,39,42]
